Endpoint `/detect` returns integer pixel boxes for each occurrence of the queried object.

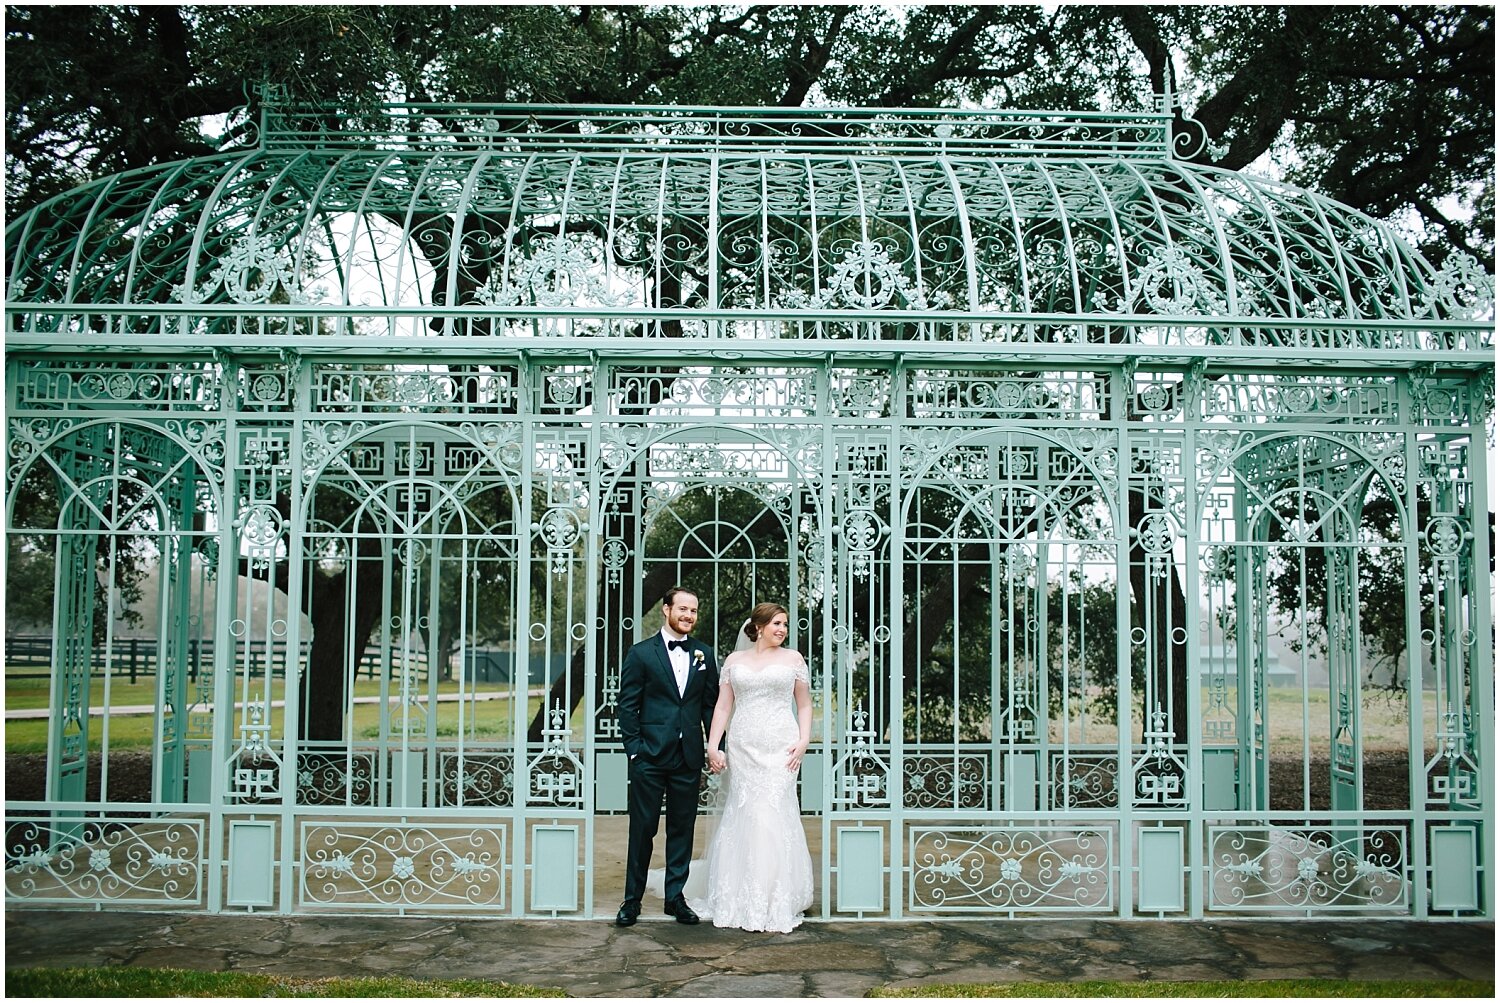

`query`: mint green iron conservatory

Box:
[5,100,1493,919]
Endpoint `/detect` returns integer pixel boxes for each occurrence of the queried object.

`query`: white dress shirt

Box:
[661,628,690,696]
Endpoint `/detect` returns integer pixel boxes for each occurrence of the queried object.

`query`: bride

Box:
[688,602,815,932]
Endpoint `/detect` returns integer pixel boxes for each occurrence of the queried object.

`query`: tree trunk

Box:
[1126,486,1191,743]
[299,543,387,743]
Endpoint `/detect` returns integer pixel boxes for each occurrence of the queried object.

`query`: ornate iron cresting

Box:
[4,97,1493,922]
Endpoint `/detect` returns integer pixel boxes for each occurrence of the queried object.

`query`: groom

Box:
[615,585,719,926]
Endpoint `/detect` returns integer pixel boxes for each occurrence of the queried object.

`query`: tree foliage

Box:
[6,4,1493,265]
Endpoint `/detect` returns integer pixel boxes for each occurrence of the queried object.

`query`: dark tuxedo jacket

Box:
[616,632,719,770]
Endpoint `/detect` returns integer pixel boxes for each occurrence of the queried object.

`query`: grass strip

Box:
[4,966,566,998]
[869,979,1495,998]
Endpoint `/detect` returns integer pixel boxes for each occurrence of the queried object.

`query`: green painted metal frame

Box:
[4,97,1493,920]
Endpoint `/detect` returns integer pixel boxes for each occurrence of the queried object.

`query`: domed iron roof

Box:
[6,102,1492,352]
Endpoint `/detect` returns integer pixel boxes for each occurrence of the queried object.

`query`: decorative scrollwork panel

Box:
[5,815,204,906]
[14,360,224,412]
[1208,824,1408,912]
[1050,752,1120,810]
[903,753,989,811]
[909,825,1114,913]
[295,751,378,807]
[299,822,506,910]
[439,753,515,808]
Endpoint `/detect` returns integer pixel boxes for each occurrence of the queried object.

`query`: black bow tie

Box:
[666,639,688,652]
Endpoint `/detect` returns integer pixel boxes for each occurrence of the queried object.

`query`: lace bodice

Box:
[724,658,807,725]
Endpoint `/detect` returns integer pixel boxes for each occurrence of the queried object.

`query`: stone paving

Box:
[4,909,1494,997]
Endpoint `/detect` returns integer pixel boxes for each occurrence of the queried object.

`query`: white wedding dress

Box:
[688,657,814,932]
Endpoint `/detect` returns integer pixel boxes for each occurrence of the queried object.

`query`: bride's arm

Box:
[706,658,735,772]
[787,655,813,771]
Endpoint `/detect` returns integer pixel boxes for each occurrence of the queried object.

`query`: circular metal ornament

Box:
[240,505,284,548]
[1425,516,1465,557]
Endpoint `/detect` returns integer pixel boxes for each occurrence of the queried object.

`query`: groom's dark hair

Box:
[662,585,696,608]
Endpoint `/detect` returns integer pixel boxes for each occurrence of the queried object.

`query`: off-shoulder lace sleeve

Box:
[793,657,809,685]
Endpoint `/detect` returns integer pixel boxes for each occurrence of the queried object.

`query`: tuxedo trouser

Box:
[623,746,699,905]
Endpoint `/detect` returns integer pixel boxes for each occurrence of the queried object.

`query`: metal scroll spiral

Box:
[1171,104,1210,162]
[224,81,274,150]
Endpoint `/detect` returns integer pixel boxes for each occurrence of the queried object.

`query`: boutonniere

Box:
[693,650,705,669]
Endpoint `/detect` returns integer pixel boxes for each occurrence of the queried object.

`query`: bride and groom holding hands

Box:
[615,587,815,933]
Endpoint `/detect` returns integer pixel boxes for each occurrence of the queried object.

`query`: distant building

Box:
[1198,644,1298,687]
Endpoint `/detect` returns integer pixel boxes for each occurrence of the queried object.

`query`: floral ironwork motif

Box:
[301,824,505,908]
[295,753,377,807]
[7,417,64,479]
[180,232,309,306]
[1135,513,1177,578]
[1050,754,1120,809]
[1425,253,1495,321]
[535,507,583,576]
[841,509,885,582]
[903,754,989,810]
[1126,244,1225,316]
[910,827,1112,911]
[789,240,948,311]
[439,754,514,808]
[5,818,202,904]
[480,234,628,309]
[1210,826,1406,910]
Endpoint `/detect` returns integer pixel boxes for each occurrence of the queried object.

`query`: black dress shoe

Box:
[664,898,700,925]
[615,901,640,927]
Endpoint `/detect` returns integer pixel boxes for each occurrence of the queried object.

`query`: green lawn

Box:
[4,673,163,712]
[1047,685,1412,754]
[7,668,1414,755]
[4,673,547,754]
[870,980,1494,998]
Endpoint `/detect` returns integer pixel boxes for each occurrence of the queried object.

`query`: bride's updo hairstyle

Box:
[742,602,789,644]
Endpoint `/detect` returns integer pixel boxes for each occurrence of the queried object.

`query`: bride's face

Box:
[762,612,789,647]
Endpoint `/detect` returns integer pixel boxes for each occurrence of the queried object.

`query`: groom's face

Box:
[663,593,699,636]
